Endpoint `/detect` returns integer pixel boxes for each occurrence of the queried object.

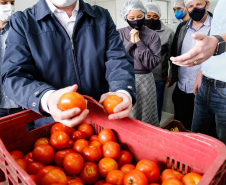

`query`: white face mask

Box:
[51,0,76,7]
[0,4,15,22]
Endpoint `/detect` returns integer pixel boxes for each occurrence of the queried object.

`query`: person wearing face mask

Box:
[172,0,190,22]
[0,0,24,117]
[145,2,174,123]
[118,0,161,126]
[170,0,212,130]
[1,0,136,128]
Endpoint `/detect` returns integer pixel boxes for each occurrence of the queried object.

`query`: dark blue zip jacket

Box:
[1,0,136,116]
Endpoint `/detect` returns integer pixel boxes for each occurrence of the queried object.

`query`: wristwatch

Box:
[212,35,226,56]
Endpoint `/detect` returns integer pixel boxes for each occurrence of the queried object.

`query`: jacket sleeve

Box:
[168,31,175,78]
[135,31,161,70]
[104,10,136,104]
[1,12,55,115]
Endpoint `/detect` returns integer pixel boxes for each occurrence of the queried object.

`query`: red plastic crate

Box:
[0,96,226,185]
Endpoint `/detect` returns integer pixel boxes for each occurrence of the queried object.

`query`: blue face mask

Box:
[175,10,185,20]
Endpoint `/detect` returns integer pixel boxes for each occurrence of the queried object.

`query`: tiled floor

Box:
[160,111,174,127]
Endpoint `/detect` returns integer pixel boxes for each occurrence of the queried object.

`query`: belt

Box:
[202,75,226,88]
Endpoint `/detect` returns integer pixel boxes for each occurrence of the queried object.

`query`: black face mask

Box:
[145,19,161,30]
[189,3,207,22]
[127,17,145,30]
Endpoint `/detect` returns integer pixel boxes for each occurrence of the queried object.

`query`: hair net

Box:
[172,0,186,9]
[184,0,209,7]
[145,2,161,18]
[121,0,147,20]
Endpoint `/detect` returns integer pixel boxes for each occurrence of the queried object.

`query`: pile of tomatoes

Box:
[10,122,202,185]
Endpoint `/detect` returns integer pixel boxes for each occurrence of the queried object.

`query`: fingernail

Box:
[74,108,81,114]
[114,108,119,113]
[109,115,114,120]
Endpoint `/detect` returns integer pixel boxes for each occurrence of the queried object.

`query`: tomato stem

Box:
[128,179,133,185]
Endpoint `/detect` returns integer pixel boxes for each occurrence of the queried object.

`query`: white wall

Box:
[15,0,38,11]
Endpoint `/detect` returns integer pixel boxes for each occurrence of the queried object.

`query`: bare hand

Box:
[99,92,132,120]
[170,33,218,66]
[193,71,202,95]
[130,29,139,44]
[47,85,89,127]
[166,77,172,88]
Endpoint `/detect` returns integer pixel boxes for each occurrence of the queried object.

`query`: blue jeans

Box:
[155,81,166,122]
[192,80,226,143]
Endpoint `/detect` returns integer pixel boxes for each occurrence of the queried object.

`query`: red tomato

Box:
[124,169,148,185]
[23,151,34,164]
[69,183,83,185]
[98,129,115,145]
[63,153,84,175]
[161,169,183,182]
[103,95,123,114]
[83,145,102,162]
[54,149,75,167]
[27,161,45,175]
[33,144,55,164]
[73,139,89,155]
[67,176,83,184]
[36,166,61,185]
[10,150,23,160]
[68,139,75,149]
[120,164,136,174]
[136,160,160,183]
[103,184,113,185]
[149,183,160,185]
[34,137,50,148]
[29,174,38,184]
[90,140,102,149]
[182,173,202,185]
[16,159,27,172]
[71,130,86,141]
[162,178,183,185]
[58,92,86,111]
[42,169,67,185]
[98,158,118,178]
[102,141,120,160]
[94,180,105,185]
[78,124,94,139]
[51,123,71,135]
[50,131,70,150]
[79,162,99,184]
[117,150,132,168]
[106,170,125,185]
[90,135,99,142]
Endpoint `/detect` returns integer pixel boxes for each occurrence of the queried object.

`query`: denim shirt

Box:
[0,23,20,108]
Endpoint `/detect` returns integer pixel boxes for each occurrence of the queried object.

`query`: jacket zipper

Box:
[51,14,82,92]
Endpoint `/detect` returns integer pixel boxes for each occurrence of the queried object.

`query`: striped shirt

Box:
[178,14,212,93]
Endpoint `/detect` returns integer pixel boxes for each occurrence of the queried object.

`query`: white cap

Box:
[184,0,209,7]
[145,2,161,18]
[121,0,147,21]
[172,0,186,9]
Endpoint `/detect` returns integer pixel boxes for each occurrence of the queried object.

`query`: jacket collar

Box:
[155,20,165,32]
[35,0,95,21]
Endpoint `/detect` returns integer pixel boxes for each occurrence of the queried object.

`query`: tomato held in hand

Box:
[161,169,183,182]
[136,160,160,183]
[162,178,183,185]
[98,158,118,178]
[63,153,84,175]
[124,169,148,185]
[182,172,202,185]
[98,129,115,145]
[102,141,120,160]
[33,144,55,164]
[79,162,99,184]
[103,95,123,114]
[50,131,70,150]
[117,150,132,168]
[106,170,125,185]
[58,92,86,111]
[78,124,94,139]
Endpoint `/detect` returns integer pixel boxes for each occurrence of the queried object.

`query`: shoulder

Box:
[143,27,159,38]
[118,26,129,33]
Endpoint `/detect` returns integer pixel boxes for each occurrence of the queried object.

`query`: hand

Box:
[193,71,202,95]
[170,33,219,66]
[166,77,172,88]
[47,84,89,127]
[134,33,140,43]
[130,29,139,44]
[99,92,132,120]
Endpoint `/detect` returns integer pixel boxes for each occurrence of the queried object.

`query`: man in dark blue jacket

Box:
[1,0,136,128]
